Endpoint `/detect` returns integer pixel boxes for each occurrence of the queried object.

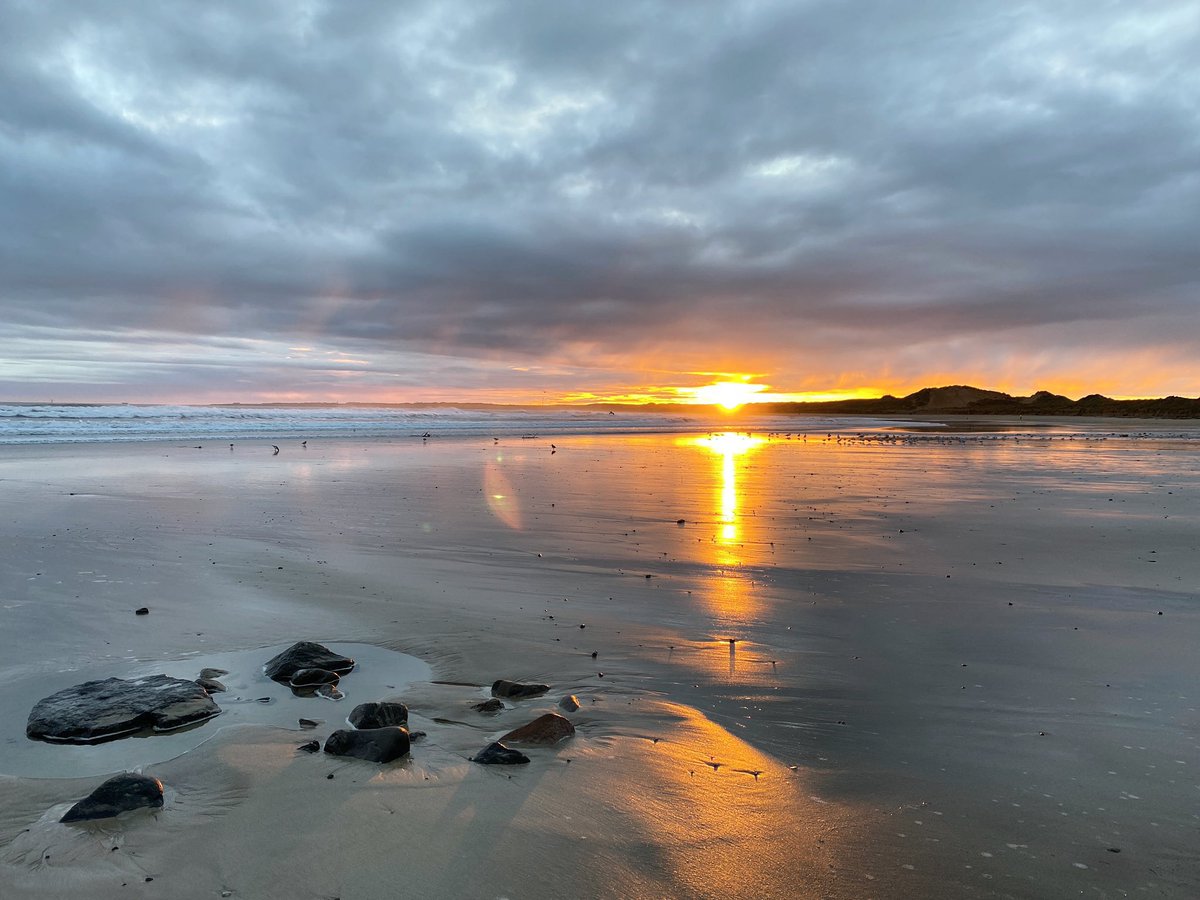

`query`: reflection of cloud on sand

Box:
[483,460,523,530]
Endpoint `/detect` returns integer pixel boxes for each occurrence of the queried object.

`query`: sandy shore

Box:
[1,428,1197,898]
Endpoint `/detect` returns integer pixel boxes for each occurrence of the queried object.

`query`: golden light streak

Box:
[685,432,765,546]
[681,432,767,621]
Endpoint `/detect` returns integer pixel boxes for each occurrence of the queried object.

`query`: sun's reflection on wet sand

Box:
[684,432,765,548]
[681,433,767,626]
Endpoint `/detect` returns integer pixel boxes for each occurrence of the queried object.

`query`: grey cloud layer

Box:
[2,0,1197,395]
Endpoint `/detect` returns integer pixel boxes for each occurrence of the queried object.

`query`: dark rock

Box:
[198,668,228,680]
[134,608,149,616]
[195,677,226,693]
[491,679,549,699]
[323,727,410,763]
[27,676,222,744]
[348,701,408,729]
[298,740,320,753]
[500,713,575,746]
[61,774,164,823]
[264,642,355,683]
[472,698,504,713]
[409,730,427,741]
[558,695,580,712]
[315,684,344,701]
[289,668,340,688]
[299,718,321,729]
[472,741,530,765]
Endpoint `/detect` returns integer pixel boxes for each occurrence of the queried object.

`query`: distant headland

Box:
[759,385,1200,418]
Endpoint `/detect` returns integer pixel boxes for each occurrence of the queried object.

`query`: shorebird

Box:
[272,445,280,455]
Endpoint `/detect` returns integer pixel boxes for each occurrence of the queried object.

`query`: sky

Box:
[2,0,1198,404]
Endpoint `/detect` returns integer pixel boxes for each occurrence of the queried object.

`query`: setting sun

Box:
[688,381,766,410]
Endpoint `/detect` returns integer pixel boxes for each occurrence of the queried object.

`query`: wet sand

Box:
[1,427,1197,898]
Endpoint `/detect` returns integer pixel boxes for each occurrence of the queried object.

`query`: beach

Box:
[1,423,1197,898]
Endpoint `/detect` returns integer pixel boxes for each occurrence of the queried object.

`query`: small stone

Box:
[473,698,504,713]
[195,677,226,693]
[324,727,410,763]
[299,718,321,728]
[134,608,149,616]
[348,701,408,729]
[558,695,581,712]
[491,680,549,699]
[499,713,576,746]
[315,684,344,701]
[61,774,164,823]
[676,519,686,525]
[409,730,427,741]
[472,741,530,765]
[198,668,229,680]
[298,740,320,753]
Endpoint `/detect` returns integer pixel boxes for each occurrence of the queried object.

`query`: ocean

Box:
[3,403,1196,446]
[0,403,935,445]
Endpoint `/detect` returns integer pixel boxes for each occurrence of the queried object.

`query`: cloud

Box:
[1,0,1197,400]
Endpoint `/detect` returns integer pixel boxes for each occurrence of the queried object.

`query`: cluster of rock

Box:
[469,680,576,766]
[34,643,582,824]
[264,641,356,700]
[324,700,412,763]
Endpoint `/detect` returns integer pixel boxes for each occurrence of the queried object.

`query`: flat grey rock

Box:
[324,726,410,763]
[348,701,408,729]
[61,773,164,823]
[27,676,222,744]
[264,642,355,682]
